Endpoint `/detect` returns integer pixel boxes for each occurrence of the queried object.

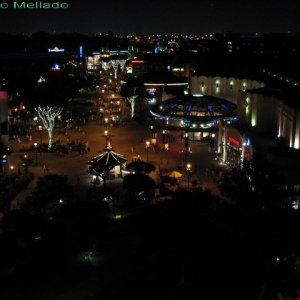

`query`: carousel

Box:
[88,141,127,187]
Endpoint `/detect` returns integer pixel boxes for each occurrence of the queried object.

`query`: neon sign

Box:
[48,47,64,52]
[228,136,240,146]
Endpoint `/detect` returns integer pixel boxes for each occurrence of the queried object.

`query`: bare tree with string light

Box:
[35,105,63,150]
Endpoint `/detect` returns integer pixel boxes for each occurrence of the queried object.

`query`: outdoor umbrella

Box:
[167,170,182,178]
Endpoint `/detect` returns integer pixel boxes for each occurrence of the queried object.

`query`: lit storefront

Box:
[218,125,252,169]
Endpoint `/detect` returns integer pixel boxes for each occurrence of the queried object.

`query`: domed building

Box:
[150,93,237,142]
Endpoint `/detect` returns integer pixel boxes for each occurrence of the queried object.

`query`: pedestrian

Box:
[43,165,46,174]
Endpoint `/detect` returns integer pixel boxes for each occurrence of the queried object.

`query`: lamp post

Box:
[24,154,28,173]
[34,142,38,165]
[38,125,42,144]
[146,141,150,163]
[187,163,191,189]
[104,130,108,148]
[162,129,166,142]
[184,132,189,154]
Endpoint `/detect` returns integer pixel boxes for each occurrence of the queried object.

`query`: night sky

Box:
[0,0,299,34]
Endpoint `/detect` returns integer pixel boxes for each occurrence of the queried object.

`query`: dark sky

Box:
[0,0,299,34]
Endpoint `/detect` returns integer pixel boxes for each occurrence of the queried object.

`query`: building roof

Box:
[137,71,188,85]
[150,94,237,123]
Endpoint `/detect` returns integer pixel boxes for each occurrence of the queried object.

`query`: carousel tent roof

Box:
[91,149,127,168]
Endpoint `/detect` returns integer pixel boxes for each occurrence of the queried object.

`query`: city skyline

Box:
[0,0,299,35]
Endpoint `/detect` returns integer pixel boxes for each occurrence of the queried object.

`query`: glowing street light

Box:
[34,142,38,165]
[104,130,109,148]
[38,125,43,144]
[187,163,191,189]
[23,155,28,173]
[146,141,150,162]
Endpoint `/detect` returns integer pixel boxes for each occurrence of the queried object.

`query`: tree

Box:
[126,160,155,174]
[35,105,63,149]
[109,59,120,79]
[118,59,127,72]
[100,60,109,71]
[120,78,145,118]
[263,255,300,300]
[123,173,156,205]
[22,174,73,213]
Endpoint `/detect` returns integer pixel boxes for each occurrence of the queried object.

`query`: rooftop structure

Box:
[150,94,237,131]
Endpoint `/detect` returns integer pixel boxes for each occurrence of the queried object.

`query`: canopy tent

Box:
[91,150,127,170]
[167,170,182,178]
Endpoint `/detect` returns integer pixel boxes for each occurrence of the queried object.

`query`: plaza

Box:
[6,99,230,214]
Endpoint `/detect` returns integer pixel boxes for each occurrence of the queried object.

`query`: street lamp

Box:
[185,132,189,154]
[146,141,150,162]
[150,126,156,139]
[187,163,191,189]
[24,155,28,173]
[34,142,38,165]
[38,125,43,144]
[104,130,108,148]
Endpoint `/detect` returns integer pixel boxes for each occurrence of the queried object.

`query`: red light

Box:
[228,136,240,146]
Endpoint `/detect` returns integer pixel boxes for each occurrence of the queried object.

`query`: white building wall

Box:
[190,75,265,105]
[190,75,300,149]
[294,109,300,148]
[282,104,294,147]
